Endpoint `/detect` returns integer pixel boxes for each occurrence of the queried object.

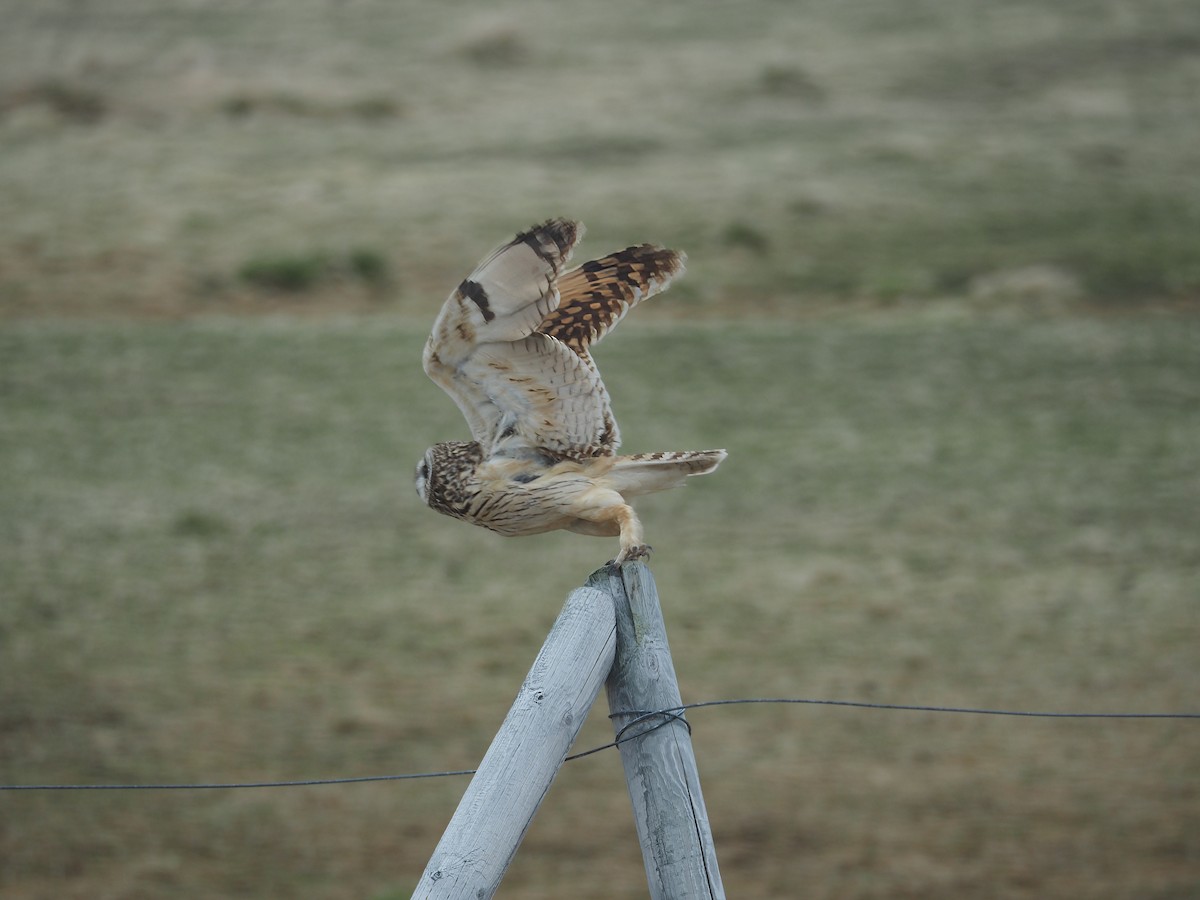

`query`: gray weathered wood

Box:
[597,562,726,899]
[415,584,616,900]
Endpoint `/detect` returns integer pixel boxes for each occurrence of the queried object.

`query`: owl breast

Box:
[442,457,595,537]
[469,483,587,536]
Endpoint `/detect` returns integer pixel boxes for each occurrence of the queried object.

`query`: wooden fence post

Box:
[414,584,616,900]
[596,562,726,899]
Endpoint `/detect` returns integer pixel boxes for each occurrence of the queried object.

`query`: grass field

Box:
[2,0,1199,318]
[3,315,1198,898]
[2,1,1199,898]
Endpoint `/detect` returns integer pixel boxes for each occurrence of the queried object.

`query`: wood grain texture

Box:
[415,584,617,900]
[596,562,726,900]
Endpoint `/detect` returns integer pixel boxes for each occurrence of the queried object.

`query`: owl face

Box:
[414,447,436,505]
[414,440,485,516]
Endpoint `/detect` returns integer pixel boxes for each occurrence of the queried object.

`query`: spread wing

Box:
[424,219,686,460]
[540,243,686,362]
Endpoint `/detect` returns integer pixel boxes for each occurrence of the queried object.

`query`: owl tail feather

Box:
[607,449,727,497]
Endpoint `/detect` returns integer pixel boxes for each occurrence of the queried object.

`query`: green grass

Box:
[2,1,1199,895]
[1,315,1197,898]
[1,0,1199,317]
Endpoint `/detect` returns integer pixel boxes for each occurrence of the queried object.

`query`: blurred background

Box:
[1,1,1197,897]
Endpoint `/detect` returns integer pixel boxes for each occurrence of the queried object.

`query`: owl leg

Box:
[609,501,650,565]
[573,489,650,564]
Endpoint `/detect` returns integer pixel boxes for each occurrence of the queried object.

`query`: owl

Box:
[415,217,726,563]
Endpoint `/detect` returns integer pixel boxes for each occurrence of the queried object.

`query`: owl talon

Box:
[615,543,652,565]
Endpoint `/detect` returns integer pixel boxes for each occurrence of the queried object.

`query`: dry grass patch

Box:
[1,314,1197,897]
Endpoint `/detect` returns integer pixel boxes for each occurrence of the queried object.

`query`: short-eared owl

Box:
[416,218,726,563]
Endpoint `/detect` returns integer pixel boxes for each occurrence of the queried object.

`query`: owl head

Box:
[414,440,484,514]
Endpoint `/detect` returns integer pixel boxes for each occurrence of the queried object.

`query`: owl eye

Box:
[415,458,431,501]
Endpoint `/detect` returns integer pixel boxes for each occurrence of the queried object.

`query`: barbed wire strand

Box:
[3,696,1195,792]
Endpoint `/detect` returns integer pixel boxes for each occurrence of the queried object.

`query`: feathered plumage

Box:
[416,218,725,562]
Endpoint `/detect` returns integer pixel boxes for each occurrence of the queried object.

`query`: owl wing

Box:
[424,218,583,446]
[424,220,685,459]
[538,243,686,362]
[522,243,686,455]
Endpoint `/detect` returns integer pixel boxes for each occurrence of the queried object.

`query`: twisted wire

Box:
[3,696,1195,791]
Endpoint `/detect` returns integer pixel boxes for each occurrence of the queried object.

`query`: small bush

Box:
[171,510,231,539]
[237,248,391,293]
[239,253,327,292]
[220,91,401,121]
[757,64,825,101]
[457,24,529,67]
[346,96,402,120]
[0,79,106,123]
[347,248,390,286]
[721,221,771,255]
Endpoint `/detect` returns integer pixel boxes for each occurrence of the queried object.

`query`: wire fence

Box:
[4,695,1196,792]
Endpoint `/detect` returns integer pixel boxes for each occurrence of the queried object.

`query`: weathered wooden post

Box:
[414,583,616,900]
[415,562,723,898]
[596,562,726,899]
